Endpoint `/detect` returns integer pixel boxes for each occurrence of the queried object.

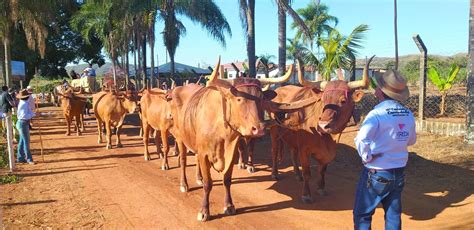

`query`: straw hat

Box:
[16,89,30,99]
[374,69,410,101]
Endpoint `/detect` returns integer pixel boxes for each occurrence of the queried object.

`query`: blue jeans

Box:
[16,119,33,162]
[353,167,405,230]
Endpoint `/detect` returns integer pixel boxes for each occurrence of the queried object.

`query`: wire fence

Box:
[355,82,467,124]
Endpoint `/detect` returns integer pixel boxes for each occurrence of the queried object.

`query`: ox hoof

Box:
[196,179,204,186]
[180,184,188,193]
[238,163,246,170]
[161,164,169,171]
[65,133,70,136]
[144,155,151,161]
[98,139,102,144]
[317,189,327,196]
[106,145,112,150]
[224,205,236,215]
[171,151,178,157]
[116,143,123,148]
[197,210,210,222]
[247,166,255,173]
[301,195,313,204]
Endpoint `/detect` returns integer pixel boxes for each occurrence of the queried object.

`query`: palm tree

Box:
[0,0,58,87]
[239,0,256,77]
[291,2,338,50]
[318,25,369,80]
[161,0,231,78]
[275,0,311,77]
[466,0,474,143]
[256,53,275,77]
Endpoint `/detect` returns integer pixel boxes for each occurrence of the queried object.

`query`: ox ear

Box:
[352,90,365,103]
[263,90,277,100]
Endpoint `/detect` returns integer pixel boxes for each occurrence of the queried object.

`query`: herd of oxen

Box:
[53,56,374,221]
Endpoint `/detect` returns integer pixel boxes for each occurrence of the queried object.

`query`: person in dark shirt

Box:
[0,85,14,116]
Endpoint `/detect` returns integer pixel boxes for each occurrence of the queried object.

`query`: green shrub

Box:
[0,174,21,184]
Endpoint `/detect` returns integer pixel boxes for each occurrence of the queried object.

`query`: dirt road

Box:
[1,106,473,229]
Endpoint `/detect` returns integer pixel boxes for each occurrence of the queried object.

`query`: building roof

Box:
[157,62,211,75]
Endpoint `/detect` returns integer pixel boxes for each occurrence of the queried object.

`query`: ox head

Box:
[115,90,139,114]
[206,57,293,137]
[298,56,375,134]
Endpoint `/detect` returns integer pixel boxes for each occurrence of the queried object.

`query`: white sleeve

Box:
[354,111,379,163]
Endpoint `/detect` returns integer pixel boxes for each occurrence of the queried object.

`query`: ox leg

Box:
[80,113,85,132]
[316,163,328,196]
[105,122,112,149]
[143,122,151,161]
[246,138,255,173]
[155,130,163,159]
[300,152,313,204]
[65,116,71,136]
[237,139,246,170]
[290,148,302,181]
[75,115,81,136]
[178,140,189,193]
[223,163,236,216]
[115,126,123,148]
[97,118,103,144]
[197,155,212,222]
[160,129,169,170]
[196,155,203,186]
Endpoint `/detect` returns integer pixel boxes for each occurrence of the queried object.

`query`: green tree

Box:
[427,64,460,116]
[291,2,338,49]
[0,0,59,87]
[161,0,231,78]
[317,25,369,80]
[256,53,275,77]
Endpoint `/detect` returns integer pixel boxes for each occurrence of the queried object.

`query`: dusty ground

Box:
[1,106,473,229]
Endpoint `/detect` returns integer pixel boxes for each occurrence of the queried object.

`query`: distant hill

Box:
[355,53,468,69]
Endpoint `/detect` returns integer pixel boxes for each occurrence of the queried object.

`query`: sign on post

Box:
[11,61,26,81]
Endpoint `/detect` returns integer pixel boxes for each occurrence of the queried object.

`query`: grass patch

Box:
[0,144,8,168]
[0,174,21,184]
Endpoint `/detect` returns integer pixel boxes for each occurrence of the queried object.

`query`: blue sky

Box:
[147,0,469,67]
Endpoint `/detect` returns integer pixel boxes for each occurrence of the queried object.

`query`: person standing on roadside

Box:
[353,70,416,230]
[15,89,36,165]
[0,85,16,169]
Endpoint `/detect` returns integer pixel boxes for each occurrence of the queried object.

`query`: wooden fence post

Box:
[413,34,427,121]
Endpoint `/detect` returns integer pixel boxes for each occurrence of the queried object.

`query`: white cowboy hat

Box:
[374,69,410,101]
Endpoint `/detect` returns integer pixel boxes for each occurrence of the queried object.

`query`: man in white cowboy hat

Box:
[353,69,416,230]
[16,89,36,165]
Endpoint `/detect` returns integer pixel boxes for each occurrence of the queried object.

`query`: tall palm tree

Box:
[275,0,311,77]
[291,2,338,50]
[317,25,369,80]
[239,0,256,77]
[161,0,231,78]
[0,0,58,87]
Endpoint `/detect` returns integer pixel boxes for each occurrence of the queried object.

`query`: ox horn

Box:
[258,64,294,85]
[297,59,327,90]
[347,55,375,89]
[170,79,176,89]
[206,56,222,86]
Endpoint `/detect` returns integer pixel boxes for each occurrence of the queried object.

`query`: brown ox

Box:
[170,57,294,221]
[93,90,138,149]
[270,56,374,204]
[58,88,86,136]
[140,88,174,170]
